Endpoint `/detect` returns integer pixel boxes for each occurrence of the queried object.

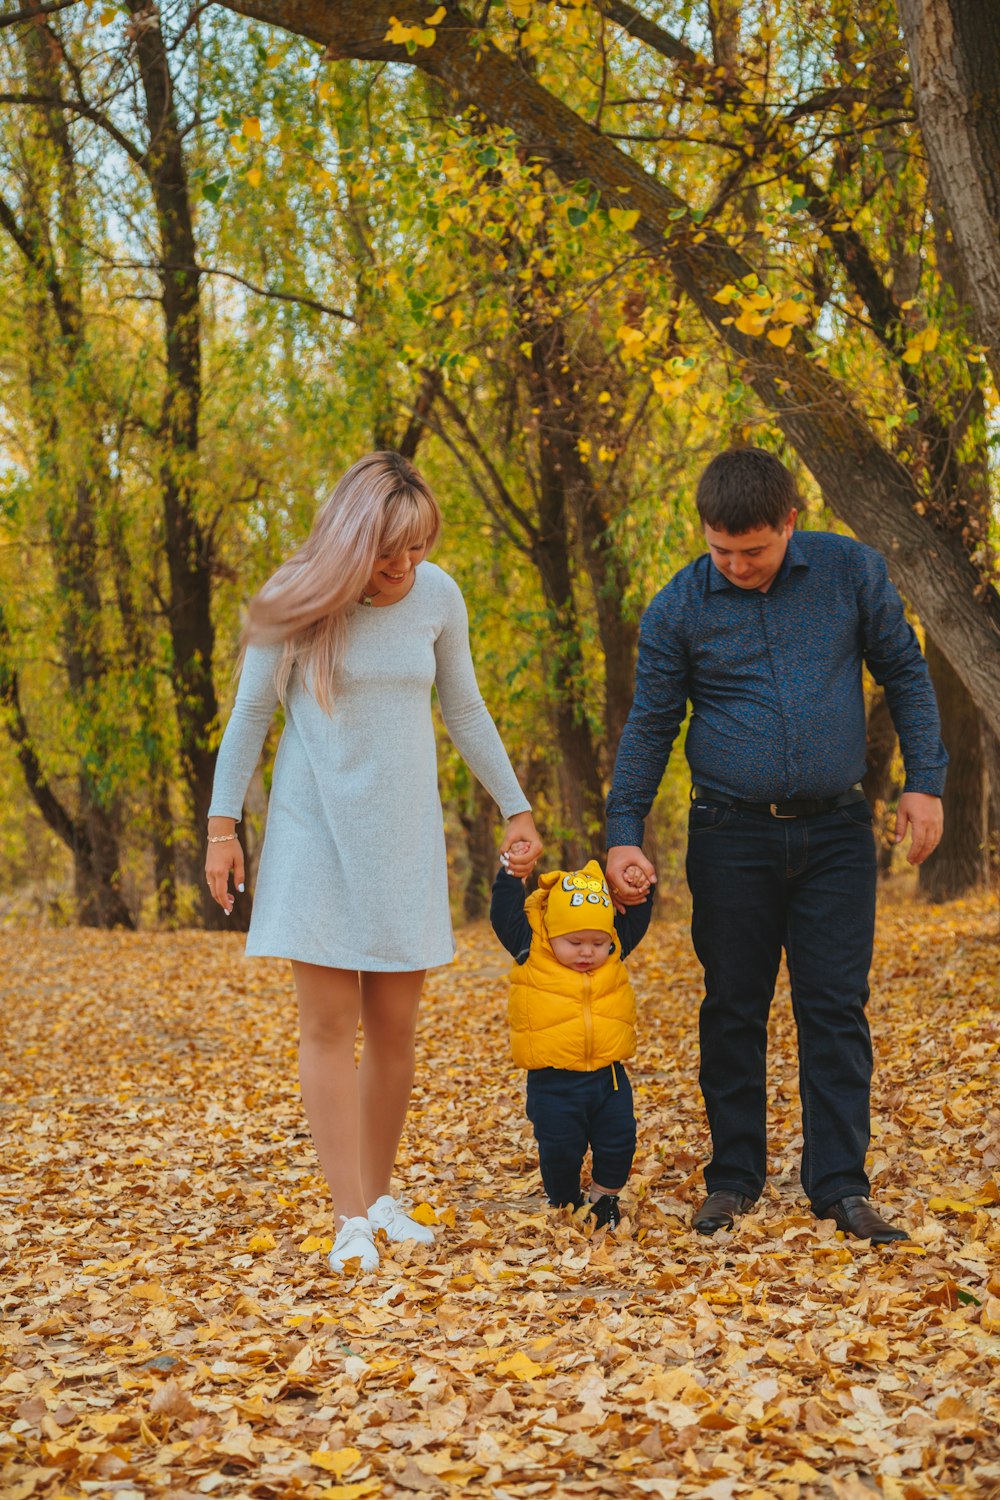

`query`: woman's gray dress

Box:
[208,562,530,970]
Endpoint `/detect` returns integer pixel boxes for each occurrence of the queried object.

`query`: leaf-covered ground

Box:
[2,893,998,1500]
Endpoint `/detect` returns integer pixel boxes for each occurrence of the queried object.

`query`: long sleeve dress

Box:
[208,561,530,970]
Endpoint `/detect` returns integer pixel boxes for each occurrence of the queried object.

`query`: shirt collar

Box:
[707,532,810,592]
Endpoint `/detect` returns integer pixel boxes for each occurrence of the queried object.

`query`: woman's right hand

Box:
[205,820,245,916]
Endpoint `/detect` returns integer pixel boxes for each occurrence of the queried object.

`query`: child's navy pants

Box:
[525,1062,636,1206]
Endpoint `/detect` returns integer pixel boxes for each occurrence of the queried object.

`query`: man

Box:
[606,448,946,1243]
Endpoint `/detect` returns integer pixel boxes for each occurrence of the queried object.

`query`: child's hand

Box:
[500,839,532,874]
[623,863,651,894]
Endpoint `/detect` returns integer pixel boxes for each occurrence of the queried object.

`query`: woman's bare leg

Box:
[291,961,367,1222]
[358,970,426,1203]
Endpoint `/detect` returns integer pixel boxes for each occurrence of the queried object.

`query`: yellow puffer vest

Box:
[507,889,637,1071]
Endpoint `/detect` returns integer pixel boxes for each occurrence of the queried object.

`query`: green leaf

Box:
[201,175,229,204]
[567,206,589,227]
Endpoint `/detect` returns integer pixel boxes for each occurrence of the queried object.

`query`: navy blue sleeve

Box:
[853,546,948,796]
[606,580,691,848]
[614,891,654,959]
[490,867,532,963]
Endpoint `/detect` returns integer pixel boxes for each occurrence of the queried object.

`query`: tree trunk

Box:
[983,727,1000,900]
[919,637,988,900]
[897,0,1000,390]
[75,781,134,928]
[525,321,607,843]
[127,1,223,927]
[862,689,901,879]
[0,16,134,928]
[458,778,499,921]
[217,1,1000,740]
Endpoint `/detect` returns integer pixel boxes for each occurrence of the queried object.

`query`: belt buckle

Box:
[769,802,797,819]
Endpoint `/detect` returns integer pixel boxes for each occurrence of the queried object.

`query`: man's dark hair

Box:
[695,448,798,534]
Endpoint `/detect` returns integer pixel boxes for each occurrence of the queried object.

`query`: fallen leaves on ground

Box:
[1,892,998,1499]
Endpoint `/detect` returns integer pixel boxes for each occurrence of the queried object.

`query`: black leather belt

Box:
[691,783,867,819]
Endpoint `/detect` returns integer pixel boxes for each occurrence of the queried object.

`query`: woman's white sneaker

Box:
[328,1215,379,1273]
[368,1194,435,1245]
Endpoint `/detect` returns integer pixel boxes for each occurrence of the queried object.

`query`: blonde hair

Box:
[243,451,441,710]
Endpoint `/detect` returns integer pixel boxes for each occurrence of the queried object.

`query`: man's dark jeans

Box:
[525,1063,636,1206]
[685,796,877,1214]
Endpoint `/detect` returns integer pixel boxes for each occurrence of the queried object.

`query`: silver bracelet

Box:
[207,832,240,844]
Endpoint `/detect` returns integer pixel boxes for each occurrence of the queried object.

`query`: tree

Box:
[212,0,1000,744]
[897,0,1000,390]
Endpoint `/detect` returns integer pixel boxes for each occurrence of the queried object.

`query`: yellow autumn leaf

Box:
[901,343,923,364]
[508,0,532,19]
[981,1297,1000,1334]
[929,1193,990,1214]
[712,284,740,304]
[772,1460,824,1481]
[773,297,810,325]
[616,324,645,347]
[609,208,639,232]
[299,1233,332,1253]
[409,1201,439,1226]
[318,1484,382,1500]
[424,4,446,21]
[734,309,767,336]
[767,325,793,347]
[246,168,262,189]
[242,116,262,140]
[100,6,117,23]
[247,1228,276,1252]
[131,1281,167,1302]
[495,1351,543,1379]
[311,1447,362,1478]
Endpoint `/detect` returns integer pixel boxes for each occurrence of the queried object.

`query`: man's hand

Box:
[606,845,657,912]
[895,792,944,866]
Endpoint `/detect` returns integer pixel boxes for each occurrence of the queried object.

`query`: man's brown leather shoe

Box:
[822,1195,908,1243]
[692,1190,755,1234]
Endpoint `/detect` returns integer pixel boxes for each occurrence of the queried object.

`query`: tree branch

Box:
[0,90,147,168]
[0,0,81,29]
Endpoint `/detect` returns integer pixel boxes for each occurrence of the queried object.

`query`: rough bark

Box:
[1,13,134,927]
[215,0,1000,741]
[919,638,988,900]
[458,778,499,921]
[862,690,901,879]
[526,322,607,844]
[897,0,1000,390]
[127,0,224,926]
[0,606,133,927]
[984,728,1000,899]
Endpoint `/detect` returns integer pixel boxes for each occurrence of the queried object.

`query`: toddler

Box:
[491,851,652,1227]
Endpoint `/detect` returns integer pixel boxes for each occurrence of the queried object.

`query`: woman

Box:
[206,451,541,1273]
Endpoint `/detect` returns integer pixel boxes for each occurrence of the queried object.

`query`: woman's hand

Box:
[500,811,542,878]
[205,819,245,916]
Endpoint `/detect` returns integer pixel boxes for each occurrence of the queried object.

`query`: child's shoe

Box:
[368,1194,435,1245]
[328,1215,379,1273]
[588,1193,621,1229]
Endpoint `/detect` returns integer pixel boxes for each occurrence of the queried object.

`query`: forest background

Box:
[0,0,998,934]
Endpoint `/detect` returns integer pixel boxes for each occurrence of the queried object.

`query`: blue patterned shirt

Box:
[606,531,948,848]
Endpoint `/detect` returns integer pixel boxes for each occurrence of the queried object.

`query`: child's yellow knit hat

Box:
[539,859,616,939]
